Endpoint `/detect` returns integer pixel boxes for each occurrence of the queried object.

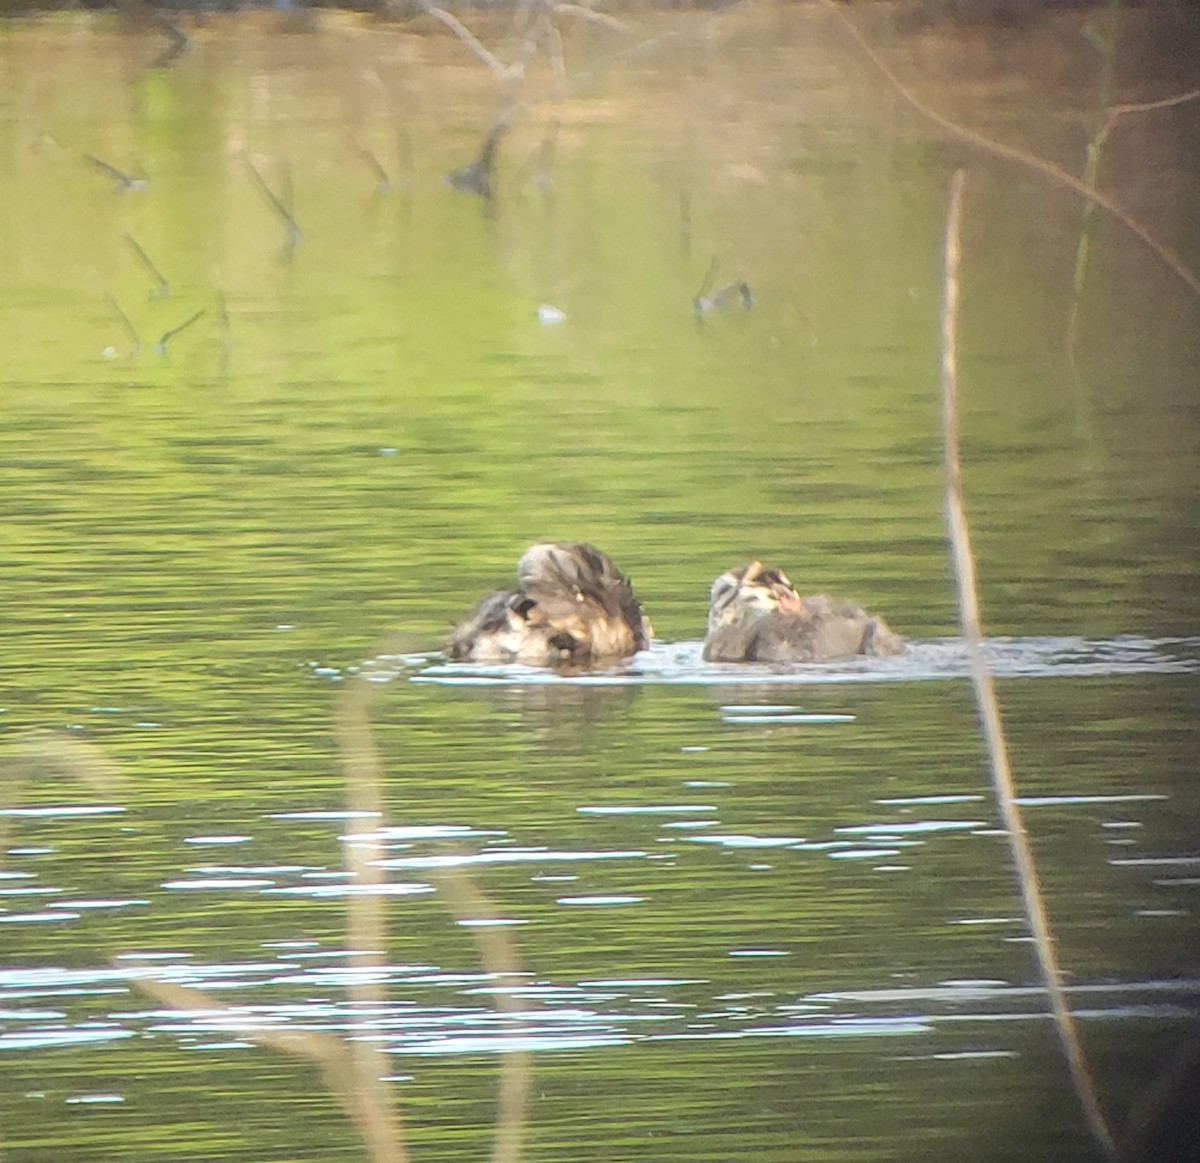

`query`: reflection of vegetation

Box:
[1067,0,1200,358]
[1068,0,1121,353]
[819,0,1200,299]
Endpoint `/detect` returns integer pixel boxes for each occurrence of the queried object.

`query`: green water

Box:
[1,5,1199,1162]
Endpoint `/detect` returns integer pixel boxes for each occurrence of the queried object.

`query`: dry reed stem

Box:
[119,659,528,1163]
[432,869,533,1163]
[3,731,127,869]
[6,730,125,799]
[939,169,1117,1162]
[242,153,302,246]
[819,0,1200,299]
[337,665,530,1163]
[336,679,408,1163]
[128,975,405,1163]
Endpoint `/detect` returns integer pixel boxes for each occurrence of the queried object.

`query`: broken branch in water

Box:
[447,113,511,199]
[352,136,392,193]
[693,258,753,318]
[242,153,303,251]
[84,153,147,192]
[150,10,191,67]
[105,294,141,357]
[154,309,205,356]
[124,233,170,299]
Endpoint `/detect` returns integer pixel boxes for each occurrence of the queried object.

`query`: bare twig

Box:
[818,0,1200,298]
[1107,87,1200,118]
[151,10,191,67]
[938,170,1117,1163]
[1065,3,1119,356]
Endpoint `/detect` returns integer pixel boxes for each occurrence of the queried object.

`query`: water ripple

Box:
[399,635,1200,688]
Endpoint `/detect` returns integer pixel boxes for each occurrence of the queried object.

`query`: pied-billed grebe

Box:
[702,561,904,663]
[449,542,653,667]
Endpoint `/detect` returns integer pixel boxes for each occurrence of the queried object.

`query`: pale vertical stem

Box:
[939,170,1117,1162]
[336,680,407,1163]
[434,870,532,1163]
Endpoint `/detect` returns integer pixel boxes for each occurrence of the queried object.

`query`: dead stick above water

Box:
[243,153,303,246]
[106,294,141,356]
[125,233,170,299]
[84,153,147,192]
[938,169,1117,1162]
[154,309,205,355]
[352,136,391,192]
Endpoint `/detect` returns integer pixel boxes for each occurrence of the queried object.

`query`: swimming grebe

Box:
[449,542,653,667]
[703,561,903,663]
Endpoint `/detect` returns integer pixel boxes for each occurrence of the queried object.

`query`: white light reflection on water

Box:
[0,911,79,924]
[556,895,645,906]
[374,848,648,871]
[264,882,434,899]
[0,806,126,818]
[3,956,1198,1058]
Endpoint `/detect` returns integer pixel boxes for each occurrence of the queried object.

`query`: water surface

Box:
[1,5,1199,1161]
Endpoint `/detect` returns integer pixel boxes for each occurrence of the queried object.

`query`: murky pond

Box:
[2,4,1199,1161]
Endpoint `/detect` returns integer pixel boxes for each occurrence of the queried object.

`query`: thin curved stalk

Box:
[939,169,1117,1163]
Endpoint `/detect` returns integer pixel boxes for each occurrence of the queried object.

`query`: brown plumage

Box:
[449,543,653,668]
[703,561,903,663]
